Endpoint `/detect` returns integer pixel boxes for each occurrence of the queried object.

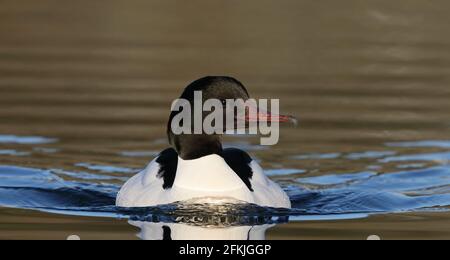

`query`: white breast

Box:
[116,154,291,208]
[174,155,246,191]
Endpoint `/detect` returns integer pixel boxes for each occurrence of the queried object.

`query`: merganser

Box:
[116,76,292,208]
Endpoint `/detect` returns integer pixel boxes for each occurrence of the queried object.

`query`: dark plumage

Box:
[156,148,178,189]
[221,148,254,192]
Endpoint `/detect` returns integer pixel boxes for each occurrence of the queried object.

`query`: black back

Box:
[221,148,254,192]
[155,147,255,192]
[156,148,178,189]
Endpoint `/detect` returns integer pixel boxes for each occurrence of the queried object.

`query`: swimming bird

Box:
[116,76,292,208]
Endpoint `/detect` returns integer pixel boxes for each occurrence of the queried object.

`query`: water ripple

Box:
[387,140,450,149]
[0,135,57,145]
[0,162,449,226]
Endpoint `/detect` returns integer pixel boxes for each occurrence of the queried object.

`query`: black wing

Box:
[156,148,178,189]
[221,148,254,192]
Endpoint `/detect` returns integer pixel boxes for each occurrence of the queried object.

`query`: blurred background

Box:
[0,0,450,239]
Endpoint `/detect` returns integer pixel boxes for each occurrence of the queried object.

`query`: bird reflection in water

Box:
[124,199,289,240]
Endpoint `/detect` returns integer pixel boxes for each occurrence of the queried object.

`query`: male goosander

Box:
[116,76,292,208]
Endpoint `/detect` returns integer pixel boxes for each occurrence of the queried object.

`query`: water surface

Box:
[1,0,450,239]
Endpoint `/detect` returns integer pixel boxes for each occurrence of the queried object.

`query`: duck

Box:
[116,76,292,208]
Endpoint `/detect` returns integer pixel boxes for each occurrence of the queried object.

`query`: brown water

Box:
[1,0,450,240]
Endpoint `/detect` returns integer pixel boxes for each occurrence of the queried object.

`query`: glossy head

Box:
[168,76,250,159]
[178,76,250,103]
[167,76,294,160]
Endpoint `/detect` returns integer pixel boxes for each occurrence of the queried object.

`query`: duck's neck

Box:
[169,133,223,160]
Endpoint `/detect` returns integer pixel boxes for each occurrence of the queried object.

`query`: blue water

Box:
[0,138,449,228]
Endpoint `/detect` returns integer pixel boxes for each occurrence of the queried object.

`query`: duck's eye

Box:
[220,99,227,105]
